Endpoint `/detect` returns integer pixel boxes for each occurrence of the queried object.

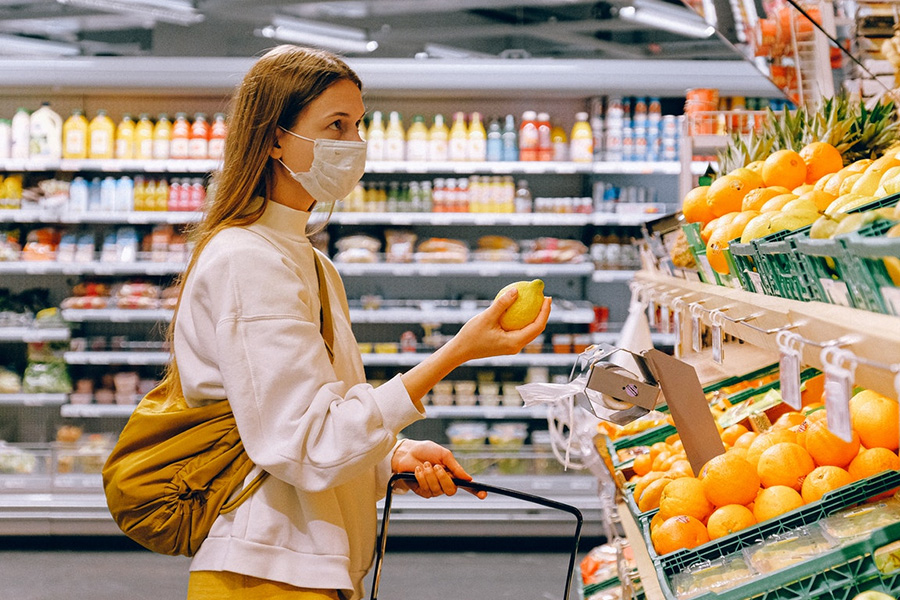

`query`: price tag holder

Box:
[690,303,704,353]
[710,309,725,365]
[819,278,852,307]
[881,286,900,316]
[776,330,803,410]
[821,346,857,443]
[647,299,658,328]
[659,303,671,334]
[672,299,686,359]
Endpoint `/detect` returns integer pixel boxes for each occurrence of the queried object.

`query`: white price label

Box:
[660,305,670,334]
[697,254,717,284]
[711,323,724,364]
[647,301,658,328]
[819,278,852,307]
[824,372,853,442]
[691,313,702,353]
[779,353,802,410]
[748,271,763,293]
[673,308,683,358]
[881,286,900,316]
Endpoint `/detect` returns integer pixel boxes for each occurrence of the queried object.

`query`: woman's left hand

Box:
[391,439,487,499]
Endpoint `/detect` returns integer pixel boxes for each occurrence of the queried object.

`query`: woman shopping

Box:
[168,45,551,599]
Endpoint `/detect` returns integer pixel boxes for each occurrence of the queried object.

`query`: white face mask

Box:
[277,126,367,206]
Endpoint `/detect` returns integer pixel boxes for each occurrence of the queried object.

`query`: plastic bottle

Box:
[366,111,385,161]
[100,176,117,211]
[134,114,154,161]
[144,179,158,211]
[68,176,88,213]
[448,112,468,162]
[170,113,191,160]
[0,119,11,159]
[551,124,568,162]
[189,113,210,159]
[485,117,502,162]
[30,102,62,160]
[115,114,135,160]
[208,113,227,160]
[115,176,134,211]
[406,115,428,162]
[132,176,146,211]
[168,179,181,211]
[384,111,405,162]
[427,114,449,162]
[536,112,552,161]
[88,110,115,159]
[88,177,102,210]
[11,108,30,159]
[467,112,487,162]
[570,112,594,163]
[518,111,539,161]
[501,114,518,162]
[155,179,169,211]
[515,179,532,213]
[62,110,89,159]
[152,114,172,160]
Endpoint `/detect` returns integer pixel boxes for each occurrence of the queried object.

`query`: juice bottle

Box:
[501,114,518,161]
[30,102,62,160]
[467,112,487,162]
[88,109,115,160]
[0,119,12,159]
[427,114,449,162]
[134,114,154,160]
[11,108,30,160]
[485,117,502,162]
[170,113,190,160]
[155,179,169,211]
[518,111,538,161]
[366,111,385,161]
[384,111,405,161]
[153,113,172,160]
[406,115,428,162]
[208,113,227,160]
[62,109,89,159]
[132,176,146,211]
[189,113,210,159]
[536,112,552,161]
[551,124,568,162]
[115,114,135,160]
[569,112,592,163]
[448,112,468,162]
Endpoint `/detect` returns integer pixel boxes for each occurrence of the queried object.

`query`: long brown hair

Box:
[161,45,362,401]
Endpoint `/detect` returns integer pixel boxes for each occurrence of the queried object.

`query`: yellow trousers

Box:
[187,570,341,600]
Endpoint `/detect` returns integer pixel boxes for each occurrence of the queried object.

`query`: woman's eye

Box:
[329,120,343,131]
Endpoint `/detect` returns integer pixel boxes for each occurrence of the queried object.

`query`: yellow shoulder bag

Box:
[102,251,335,556]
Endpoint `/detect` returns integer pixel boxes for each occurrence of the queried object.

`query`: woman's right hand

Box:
[449,288,551,363]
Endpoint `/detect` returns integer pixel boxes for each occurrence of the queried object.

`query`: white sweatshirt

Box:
[173,200,425,599]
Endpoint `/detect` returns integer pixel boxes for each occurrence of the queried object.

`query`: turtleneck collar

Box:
[252,199,312,242]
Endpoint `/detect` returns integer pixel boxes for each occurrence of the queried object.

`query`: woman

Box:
[170,45,551,599]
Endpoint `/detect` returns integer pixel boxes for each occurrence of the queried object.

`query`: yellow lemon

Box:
[496,279,545,330]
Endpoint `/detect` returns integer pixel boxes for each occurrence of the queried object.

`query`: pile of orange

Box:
[629,386,900,556]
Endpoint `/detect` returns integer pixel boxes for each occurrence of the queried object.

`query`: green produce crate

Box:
[794,235,858,308]
[681,223,718,285]
[755,228,820,301]
[641,469,900,576]
[841,219,900,315]
[727,240,761,293]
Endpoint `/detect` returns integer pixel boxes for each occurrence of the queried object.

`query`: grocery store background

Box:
[0,0,897,599]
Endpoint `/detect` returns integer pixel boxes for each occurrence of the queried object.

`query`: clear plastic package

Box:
[671,554,757,599]
[819,500,900,543]
[745,524,837,574]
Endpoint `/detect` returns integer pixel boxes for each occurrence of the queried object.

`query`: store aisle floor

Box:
[0,539,590,600]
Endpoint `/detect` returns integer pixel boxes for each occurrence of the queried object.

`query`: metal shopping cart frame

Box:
[370,472,584,600]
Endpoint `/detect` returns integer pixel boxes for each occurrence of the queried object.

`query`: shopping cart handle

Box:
[370,472,584,600]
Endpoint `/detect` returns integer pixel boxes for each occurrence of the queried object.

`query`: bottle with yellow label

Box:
[366,111,385,161]
[152,114,172,160]
[89,110,116,160]
[570,112,594,163]
[428,114,449,162]
[448,112,468,162]
[115,114,135,160]
[134,114,154,161]
[406,115,428,162]
[467,112,487,162]
[384,111,405,162]
[62,109,89,159]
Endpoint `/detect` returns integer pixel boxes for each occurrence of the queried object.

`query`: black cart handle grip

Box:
[370,472,584,600]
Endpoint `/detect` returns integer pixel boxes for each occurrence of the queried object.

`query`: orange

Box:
[667,460,695,479]
[652,451,673,472]
[633,471,666,500]
[701,217,721,244]
[762,149,807,189]
[706,210,760,274]
[700,453,761,506]
[746,429,798,468]
[726,447,749,462]
[753,485,805,523]
[797,190,836,212]
[800,466,853,503]
[758,193,798,213]
[799,142,844,184]
[745,160,764,174]
[659,477,714,521]
[729,167,764,191]
[741,187,790,211]
[707,175,753,217]
[721,424,750,446]
[733,431,758,450]
[651,515,710,555]
[633,452,653,477]
[802,419,860,468]
[707,504,756,540]
[649,511,667,536]
[650,442,671,458]
[771,412,805,431]
[848,447,900,480]
[849,389,899,451]
[638,477,673,512]
[756,442,815,490]
[682,186,715,226]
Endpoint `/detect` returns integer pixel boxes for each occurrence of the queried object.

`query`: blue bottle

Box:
[486,118,503,162]
[501,114,518,161]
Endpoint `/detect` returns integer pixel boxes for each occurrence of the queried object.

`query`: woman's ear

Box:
[269,128,286,159]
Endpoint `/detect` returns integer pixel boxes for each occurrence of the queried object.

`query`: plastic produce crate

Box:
[754,228,820,301]
[841,219,900,315]
[726,240,760,293]
[641,470,900,574]
[654,515,900,600]
[681,223,721,286]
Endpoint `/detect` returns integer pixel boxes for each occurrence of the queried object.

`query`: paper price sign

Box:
[776,330,803,410]
[821,346,856,443]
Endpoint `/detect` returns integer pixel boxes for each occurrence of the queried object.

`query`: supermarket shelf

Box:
[362,353,583,367]
[0,393,67,406]
[636,271,900,399]
[336,261,594,278]
[60,404,136,418]
[365,159,679,175]
[0,261,184,276]
[61,308,173,323]
[0,327,70,342]
[0,158,219,173]
[591,270,637,283]
[0,473,600,538]
[63,351,169,366]
[0,209,201,224]
[424,405,547,419]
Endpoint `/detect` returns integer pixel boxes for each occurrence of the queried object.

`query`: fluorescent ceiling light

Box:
[619,2,716,39]
[56,0,204,26]
[421,43,495,59]
[257,17,378,54]
[0,33,80,56]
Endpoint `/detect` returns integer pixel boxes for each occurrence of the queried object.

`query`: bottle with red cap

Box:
[189,113,210,159]
[208,113,227,160]
[518,110,539,161]
[537,112,552,161]
[170,113,190,160]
